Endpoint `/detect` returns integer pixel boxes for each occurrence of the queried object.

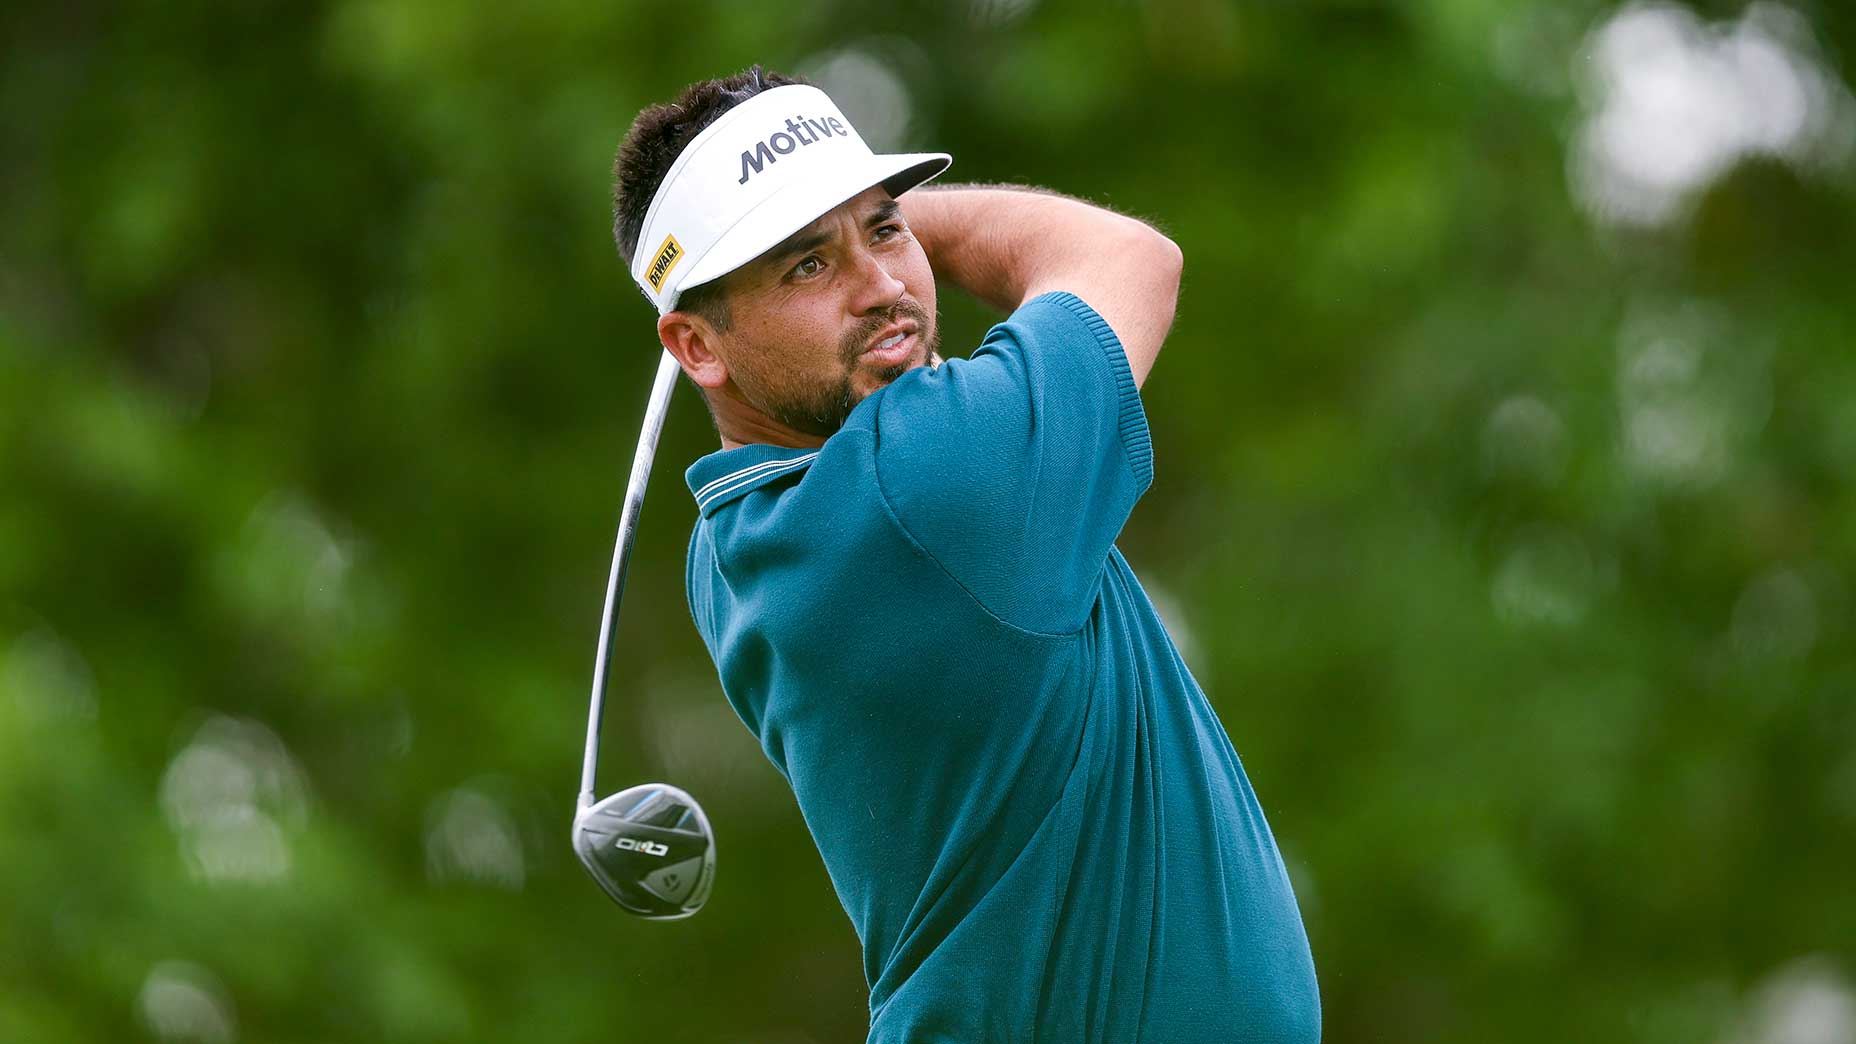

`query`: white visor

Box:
[629,83,951,315]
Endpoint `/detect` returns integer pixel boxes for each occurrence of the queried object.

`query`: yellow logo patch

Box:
[645,234,684,292]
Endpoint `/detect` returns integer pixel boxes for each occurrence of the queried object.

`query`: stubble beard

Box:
[760,300,940,438]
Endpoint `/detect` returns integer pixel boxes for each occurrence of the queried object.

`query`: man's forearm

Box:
[899,182,1182,387]
[900,183,1161,310]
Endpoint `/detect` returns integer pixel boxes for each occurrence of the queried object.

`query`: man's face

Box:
[698,186,940,439]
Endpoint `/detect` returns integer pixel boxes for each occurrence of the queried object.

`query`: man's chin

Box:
[849,335,938,402]
[859,352,932,392]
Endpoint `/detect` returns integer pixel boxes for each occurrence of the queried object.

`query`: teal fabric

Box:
[684,292,1319,1043]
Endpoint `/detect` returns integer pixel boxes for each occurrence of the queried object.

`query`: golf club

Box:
[572,349,716,919]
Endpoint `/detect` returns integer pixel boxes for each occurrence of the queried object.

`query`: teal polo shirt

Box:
[684,292,1319,1043]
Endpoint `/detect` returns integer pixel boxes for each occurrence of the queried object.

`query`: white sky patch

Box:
[159,716,308,885]
[1725,956,1856,1044]
[1572,2,1856,226]
[138,960,237,1044]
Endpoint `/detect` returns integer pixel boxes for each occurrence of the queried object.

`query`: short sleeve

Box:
[869,291,1154,634]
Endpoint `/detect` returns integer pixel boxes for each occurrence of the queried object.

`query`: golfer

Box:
[612,66,1320,1043]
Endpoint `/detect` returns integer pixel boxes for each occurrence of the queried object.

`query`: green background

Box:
[4,1,1855,1041]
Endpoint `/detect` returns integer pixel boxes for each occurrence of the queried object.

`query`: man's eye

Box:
[792,256,823,278]
[873,224,902,241]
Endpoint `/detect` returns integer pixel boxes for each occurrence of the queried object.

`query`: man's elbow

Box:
[1135,225,1183,302]
[1141,228,1182,323]
[1154,230,1184,282]
[1111,226,1180,389]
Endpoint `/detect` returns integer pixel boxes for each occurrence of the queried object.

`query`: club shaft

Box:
[581,349,682,807]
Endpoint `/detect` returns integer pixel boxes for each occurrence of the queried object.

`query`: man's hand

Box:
[899,183,1182,388]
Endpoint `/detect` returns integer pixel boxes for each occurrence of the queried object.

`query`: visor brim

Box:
[670,150,952,304]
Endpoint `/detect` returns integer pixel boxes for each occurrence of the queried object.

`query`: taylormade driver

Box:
[572,350,716,919]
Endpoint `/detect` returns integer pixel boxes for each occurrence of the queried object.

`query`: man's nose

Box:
[848,247,905,315]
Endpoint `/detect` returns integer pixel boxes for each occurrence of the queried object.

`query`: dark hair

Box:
[612,65,809,330]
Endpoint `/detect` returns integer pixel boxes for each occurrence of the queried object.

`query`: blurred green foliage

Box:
[4,0,1855,1041]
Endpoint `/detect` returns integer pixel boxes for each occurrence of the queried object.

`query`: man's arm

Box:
[899,183,1182,388]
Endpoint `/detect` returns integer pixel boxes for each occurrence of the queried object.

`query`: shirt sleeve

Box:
[869,290,1154,635]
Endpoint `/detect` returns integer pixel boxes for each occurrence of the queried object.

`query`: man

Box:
[611,66,1320,1043]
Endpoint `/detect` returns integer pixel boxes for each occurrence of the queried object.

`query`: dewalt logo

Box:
[646,234,684,292]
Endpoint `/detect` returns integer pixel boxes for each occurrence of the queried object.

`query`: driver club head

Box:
[572,782,716,919]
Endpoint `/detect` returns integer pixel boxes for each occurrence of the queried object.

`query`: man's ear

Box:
[658,312,729,391]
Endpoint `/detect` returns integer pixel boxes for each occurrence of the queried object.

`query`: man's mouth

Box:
[860,325,917,366]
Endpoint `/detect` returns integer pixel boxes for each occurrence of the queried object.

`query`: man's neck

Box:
[719,432,824,451]
[707,354,944,450]
[711,388,827,451]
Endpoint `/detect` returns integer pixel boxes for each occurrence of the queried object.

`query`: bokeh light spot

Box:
[798,46,917,154]
[1726,956,1856,1044]
[1481,395,1569,484]
[1731,567,1819,662]
[424,786,526,890]
[3,626,98,727]
[138,961,236,1044]
[159,716,309,885]
[1492,529,1596,628]
[1572,3,1856,226]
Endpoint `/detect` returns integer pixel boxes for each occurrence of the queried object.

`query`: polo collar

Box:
[685,443,821,516]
